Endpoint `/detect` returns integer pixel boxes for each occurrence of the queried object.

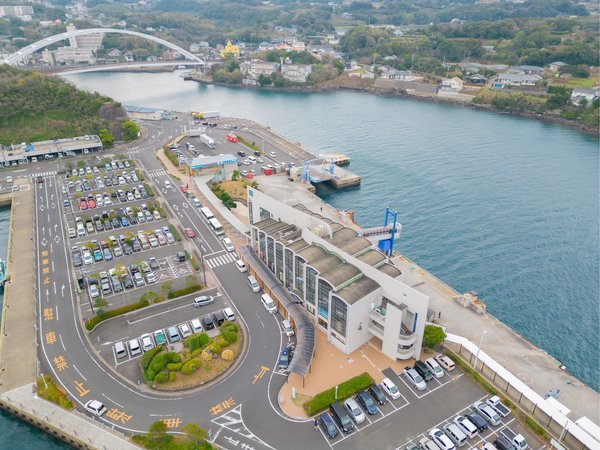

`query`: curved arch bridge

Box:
[2,28,204,66]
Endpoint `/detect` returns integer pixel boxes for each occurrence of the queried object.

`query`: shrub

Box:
[167,284,202,299]
[215,335,229,347]
[169,372,176,382]
[221,322,238,333]
[143,183,154,197]
[187,334,203,352]
[167,363,182,372]
[423,325,446,349]
[204,363,212,371]
[192,348,203,357]
[221,349,234,361]
[181,358,201,375]
[145,353,170,381]
[303,373,374,415]
[201,349,213,362]
[154,371,169,384]
[168,224,182,242]
[167,352,181,363]
[37,375,74,410]
[141,346,163,371]
[220,330,238,345]
[85,299,149,331]
[208,341,221,355]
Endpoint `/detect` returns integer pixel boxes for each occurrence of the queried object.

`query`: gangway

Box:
[302,157,336,184]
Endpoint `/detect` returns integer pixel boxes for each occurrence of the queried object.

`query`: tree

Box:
[121,120,140,141]
[160,280,174,296]
[98,128,114,147]
[181,423,207,445]
[258,73,272,86]
[423,324,446,349]
[231,170,240,181]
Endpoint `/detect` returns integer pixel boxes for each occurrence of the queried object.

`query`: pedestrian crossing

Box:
[149,169,168,178]
[206,252,237,269]
[31,171,57,178]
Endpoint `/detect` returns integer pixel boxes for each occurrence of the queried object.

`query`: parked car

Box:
[473,401,501,426]
[343,397,366,424]
[84,400,107,417]
[425,357,445,379]
[319,412,338,439]
[178,323,192,339]
[140,333,154,352]
[356,390,378,415]
[380,377,401,400]
[153,329,167,346]
[278,347,290,369]
[368,385,387,405]
[465,410,488,433]
[414,360,434,382]
[429,428,455,450]
[405,367,427,391]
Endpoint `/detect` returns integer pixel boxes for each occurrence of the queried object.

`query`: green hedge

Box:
[141,346,163,371]
[167,362,182,372]
[169,224,182,242]
[143,183,154,197]
[85,299,149,331]
[186,333,210,352]
[167,283,203,299]
[303,372,374,416]
[181,358,201,375]
[154,371,169,384]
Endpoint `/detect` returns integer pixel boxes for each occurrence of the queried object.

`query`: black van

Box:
[414,360,434,382]
[329,402,354,433]
[213,310,225,326]
[494,436,516,450]
[202,314,215,330]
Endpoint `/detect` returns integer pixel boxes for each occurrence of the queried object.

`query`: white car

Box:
[89,284,100,298]
[405,368,427,391]
[179,323,192,339]
[453,415,478,439]
[84,399,107,416]
[269,151,276,157]
[429,428,456,450]
[223,237,235,252]
[260,294,277,314]
[344,398,366,424]
[190,318,203,334]
[380,377,401,400]
[140,333,154,352]
[82,249,94,265]
[426,357,444,379]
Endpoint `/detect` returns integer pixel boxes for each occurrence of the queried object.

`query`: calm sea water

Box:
[63,72,599,391]
[0,206,68,449]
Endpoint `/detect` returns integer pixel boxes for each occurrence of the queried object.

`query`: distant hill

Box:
[0,65,127,146]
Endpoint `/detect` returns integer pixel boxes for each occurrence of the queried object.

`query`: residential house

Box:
[571,88,598,105]
[548,61,567,72]
[240,59,279,80]
[511,65,544,75]
[440,77,464,92]
[220,41,241,58]
[495,73,542,87]
[107,49,122,58]
[482,45,495,53]
[281,58,312,83]
[380,67,415,81]
[465,74,488,85]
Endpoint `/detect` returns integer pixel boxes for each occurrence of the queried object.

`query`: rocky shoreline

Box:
[188,75,599,137]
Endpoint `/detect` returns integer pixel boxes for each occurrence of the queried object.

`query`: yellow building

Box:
[220,40,240,58]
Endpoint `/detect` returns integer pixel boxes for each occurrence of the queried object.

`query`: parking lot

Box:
[311,363,541,450]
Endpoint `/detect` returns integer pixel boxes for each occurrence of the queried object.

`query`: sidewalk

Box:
[0,384,138,449]
[279,331,410,419]
[393,255,600,423]
[0,179,37,392]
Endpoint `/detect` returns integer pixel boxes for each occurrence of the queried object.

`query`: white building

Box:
[0,5,33,18]
[240,59,279,80]
[247,188,429,361]
[440,77,464,92]
[571,88,598,105]
[280,59,312,83]
[496,73,542,87]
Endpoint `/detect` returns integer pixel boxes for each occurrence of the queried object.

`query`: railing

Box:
[367,320,384,339]
[369,306,386,326]
[396,344,415,359]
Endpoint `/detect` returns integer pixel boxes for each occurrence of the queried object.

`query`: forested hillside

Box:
[0,66,126,146]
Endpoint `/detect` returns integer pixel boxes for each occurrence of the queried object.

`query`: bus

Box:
[208,218,224,235]
[200,207,214,220]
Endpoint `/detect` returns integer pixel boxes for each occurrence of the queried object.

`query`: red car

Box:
[226,133,238,143]
[87,199,96,209]
[80,199,88,210]
[180,184,189,194]
[184,228,196,238]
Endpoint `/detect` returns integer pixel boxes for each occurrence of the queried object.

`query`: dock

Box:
[318,152,351,166]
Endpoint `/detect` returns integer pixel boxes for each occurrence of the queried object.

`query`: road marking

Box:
[127,302,191,325]
[102,394,124,409]
[73,365,87,381]
[74,380,90,396]
[59,334,66,351]
[252,366,269,384]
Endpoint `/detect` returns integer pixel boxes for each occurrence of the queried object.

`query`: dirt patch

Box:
[154,334,244,391]
[217,180,249,203]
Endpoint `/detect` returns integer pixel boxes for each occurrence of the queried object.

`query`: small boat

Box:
[0,258,5,286]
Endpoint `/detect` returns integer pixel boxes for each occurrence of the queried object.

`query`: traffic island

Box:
[141,322,244,391]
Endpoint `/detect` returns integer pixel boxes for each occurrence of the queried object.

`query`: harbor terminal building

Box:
[247,187,429,361]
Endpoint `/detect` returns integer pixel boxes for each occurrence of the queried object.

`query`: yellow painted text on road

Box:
[74,381,90,397]
[45,331,57,344]
[42,267,50,274]
[43,277,51,285]
[162,418,182,428]
[42,259,49,266]
[41,251,48,257]
[106,408,133,424]
[252,366,270,384]
[43,307,54,321]
[53,355,68,371]
[210,397,236,415]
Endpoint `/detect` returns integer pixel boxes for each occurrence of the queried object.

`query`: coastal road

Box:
[32,154,327,449]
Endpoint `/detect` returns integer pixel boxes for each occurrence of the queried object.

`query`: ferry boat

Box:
[0,258,5,286]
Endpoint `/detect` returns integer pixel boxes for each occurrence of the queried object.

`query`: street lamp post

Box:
[473,330,487,370]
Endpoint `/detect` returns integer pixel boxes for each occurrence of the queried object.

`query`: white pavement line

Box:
[128,302,191,324]
[73,364,87,381]
[55,304,59,321]
[102,393,124,409]
[58,334,66,350]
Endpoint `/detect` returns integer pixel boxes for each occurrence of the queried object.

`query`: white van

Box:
[444,423,467,448]
[248,155,257,163]
[223,307,236,322]
[164,180,172,190]
[128,338,141,357]
[114,341,127,359]
[223,237,235,252]
[282,319,294,337]
[235,259,247,273]
[435,355,455,371]
[247,275,260,293]
[200,207,214,219]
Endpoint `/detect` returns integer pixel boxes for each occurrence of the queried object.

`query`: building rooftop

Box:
[288,238,310,252]
[310,253,344,274]
[187,153,238,169]
[357,249,386,266]
[320,263,361,289]
[378,263,402,278]
[297,245,327,264]
[335,275,380,305]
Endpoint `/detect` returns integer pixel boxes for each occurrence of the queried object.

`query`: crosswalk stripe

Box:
[31,171,57,177]
[206,253,236,269]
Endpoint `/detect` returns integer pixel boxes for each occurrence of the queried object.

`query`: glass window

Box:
[331,296,347,337]
[267,237,275,271]
[259,232,266,261]
[317,279,332,320]
[295,257,305,294]
[285,249,294,289]
[305,267,317,305]
[275,243,284,282]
